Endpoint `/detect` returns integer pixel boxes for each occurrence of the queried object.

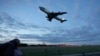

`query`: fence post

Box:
[57,50,61,56]
[44,49,47,56]
[82,52,85,56]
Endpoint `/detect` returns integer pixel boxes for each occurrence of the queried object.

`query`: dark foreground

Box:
[20,46,100,56]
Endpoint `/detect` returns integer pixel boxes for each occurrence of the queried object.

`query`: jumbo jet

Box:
[39,6,67,23]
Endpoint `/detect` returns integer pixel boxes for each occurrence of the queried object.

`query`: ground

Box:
[20,46,100,56]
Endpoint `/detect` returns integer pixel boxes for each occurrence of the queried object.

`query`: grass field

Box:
[20,46,100,56]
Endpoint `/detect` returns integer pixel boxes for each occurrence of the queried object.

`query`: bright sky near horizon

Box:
[0,0,100,45]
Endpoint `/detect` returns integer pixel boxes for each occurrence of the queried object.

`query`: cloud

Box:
[15,15,100,45]
[29,23,100,45]
[0,0,100,45]
[0,13,26,29]
[0,12,51,44]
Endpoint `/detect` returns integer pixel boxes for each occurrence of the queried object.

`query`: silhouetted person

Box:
[0,39,22,56]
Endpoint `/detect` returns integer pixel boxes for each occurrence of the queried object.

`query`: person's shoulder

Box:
[14,48,23,56]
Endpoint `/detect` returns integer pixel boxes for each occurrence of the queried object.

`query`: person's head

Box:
[10,39,20,49]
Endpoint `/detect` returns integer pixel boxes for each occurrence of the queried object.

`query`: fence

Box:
[56,52,100,56]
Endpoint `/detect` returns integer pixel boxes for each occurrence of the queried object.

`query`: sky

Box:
[0,0,100,45]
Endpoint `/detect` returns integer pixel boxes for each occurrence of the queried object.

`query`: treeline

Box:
[0,43,100,47]
[19,44,100,47]
[19,43,60,47]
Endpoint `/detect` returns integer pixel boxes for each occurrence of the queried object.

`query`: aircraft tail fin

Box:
[61,20,67,23]
[61,18,67,23]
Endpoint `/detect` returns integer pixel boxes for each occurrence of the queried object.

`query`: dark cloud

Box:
[26,23,100,44]
[0,12,51,44]
[0,13,26,28]
[18,34,40,39]
[0,35,3,38]
[17,22,100,44]
[9,7,100,44]
[0,1,100,45]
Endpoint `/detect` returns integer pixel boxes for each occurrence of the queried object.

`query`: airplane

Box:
[39,6,67,23]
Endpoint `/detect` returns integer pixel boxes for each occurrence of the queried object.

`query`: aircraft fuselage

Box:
[39,6,67,23]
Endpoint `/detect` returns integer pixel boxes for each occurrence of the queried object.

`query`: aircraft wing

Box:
[55,17,67,23]
[55,17,62,21]
[39,7,50,14]
[56,12,67,15]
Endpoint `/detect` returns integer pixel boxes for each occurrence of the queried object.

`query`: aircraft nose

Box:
[39,7,43,9]
[39,7,46,11]
[39,6,41,9]
[65,12,67,14]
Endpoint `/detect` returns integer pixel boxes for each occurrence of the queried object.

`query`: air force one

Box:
[39,6,67,23]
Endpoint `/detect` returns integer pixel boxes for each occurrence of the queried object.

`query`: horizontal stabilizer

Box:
[61,18,67,23]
